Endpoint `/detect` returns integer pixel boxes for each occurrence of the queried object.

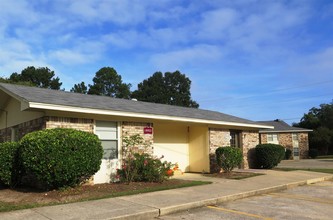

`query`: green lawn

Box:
[274,167,333,174]
[0,180,211,213]
[317,155,333,159]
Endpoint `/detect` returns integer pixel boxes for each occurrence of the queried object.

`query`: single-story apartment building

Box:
[0,83,273,183]
[258,119,312,159]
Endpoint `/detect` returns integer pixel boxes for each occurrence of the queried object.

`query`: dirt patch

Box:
[203,171,264,179]
[0,179,198,206]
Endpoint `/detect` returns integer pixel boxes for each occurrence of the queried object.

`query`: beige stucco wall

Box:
[0,97,43,129]
[154,123,189,172]
[189,126,209,172]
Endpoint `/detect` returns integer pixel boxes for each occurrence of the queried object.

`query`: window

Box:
[267,134,278,144]
[230,131,241,147]
[95,121,118,160]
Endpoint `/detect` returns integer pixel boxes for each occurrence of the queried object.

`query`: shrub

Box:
[19,128,103,189]
[215,146,243,173]
[285,148,292,160]
[255,144,285,169]
[308,148,318,159]
[117,153,173,183]
[0,142,20,187]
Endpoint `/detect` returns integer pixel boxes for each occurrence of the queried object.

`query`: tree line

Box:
[293,100,333,155]
[0,66,199,108]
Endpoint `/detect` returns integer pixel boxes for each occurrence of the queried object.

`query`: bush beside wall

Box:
[0,142,20,187]
[215,146,243,173]
[19,128,103,189]
[255,144,285,169]
[308,148,318,159]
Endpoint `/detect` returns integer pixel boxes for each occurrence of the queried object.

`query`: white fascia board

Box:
[28,102,274,129]
[259,129,312,133]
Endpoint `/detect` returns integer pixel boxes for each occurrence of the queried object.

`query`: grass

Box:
[229,173,264,180]
[0,202,40,213]
[274,168,333,174]
[317,155,333,159]
[0,180,211,213]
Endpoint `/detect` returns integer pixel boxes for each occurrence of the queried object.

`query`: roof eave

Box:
[27,102,273,129]
[259,129,313,133]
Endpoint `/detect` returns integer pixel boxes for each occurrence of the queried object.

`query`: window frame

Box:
[95,121,119,160]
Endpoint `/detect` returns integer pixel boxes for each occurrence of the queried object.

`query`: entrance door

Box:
[94,121,120,184]
[292,133,299,160]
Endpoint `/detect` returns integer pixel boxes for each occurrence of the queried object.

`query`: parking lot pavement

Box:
[159,180,333,220]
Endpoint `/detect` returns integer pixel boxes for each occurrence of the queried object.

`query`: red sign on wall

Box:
[144,127,153,134]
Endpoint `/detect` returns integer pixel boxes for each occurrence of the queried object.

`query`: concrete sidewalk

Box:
[1,170,332,220]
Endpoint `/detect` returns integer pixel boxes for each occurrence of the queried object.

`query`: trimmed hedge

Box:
[308,148,318,159]
[215,146,243,173]
[255,144,285,169]
[0,142,20,187]
[19,128,103,189]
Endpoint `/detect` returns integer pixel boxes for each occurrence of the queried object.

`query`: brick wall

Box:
[241,131,259,169]
[299,132,309,159]
[46,116,94,133]
[0,117,46,142]
[260,132,309,159]
[209,128,230,153]
[208,128,230,172]
[259,133,267,144]
[278,133,293,150]
[0,116,94,143]
[122,122,154,157]
[0,127,11,142]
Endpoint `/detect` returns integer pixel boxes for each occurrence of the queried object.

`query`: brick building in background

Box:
[258,119,312,159]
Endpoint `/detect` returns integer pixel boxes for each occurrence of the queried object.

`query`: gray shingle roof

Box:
[0,83,268,127]
[258,120,312,133]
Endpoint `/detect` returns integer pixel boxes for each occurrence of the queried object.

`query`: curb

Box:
[157,175,333,217]
[111,209,160,220]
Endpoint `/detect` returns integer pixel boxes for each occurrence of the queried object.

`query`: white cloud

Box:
[287,47,333,80]
[66,0,147,26]
[48,49,91,65]
[198,8,239,40]
[150,44,223,70]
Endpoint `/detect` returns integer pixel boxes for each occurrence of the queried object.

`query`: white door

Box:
[94,121,120,184]
[292,133,299,160]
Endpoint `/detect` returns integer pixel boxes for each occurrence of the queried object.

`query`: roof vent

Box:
[131,98,138,101]
[274,119,280,122]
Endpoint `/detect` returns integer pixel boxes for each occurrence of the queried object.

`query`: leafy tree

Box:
[0,76,34,86]
[0,77,8,83]
[9,66,62,90]
[294,100,333,154]
[88,67,131,98]
[132,70,199,108]
[71,82,88,94]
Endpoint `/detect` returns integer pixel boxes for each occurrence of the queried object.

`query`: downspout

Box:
[0,109,8,142]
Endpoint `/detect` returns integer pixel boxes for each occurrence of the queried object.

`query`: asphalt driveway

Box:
[160,180,333,220]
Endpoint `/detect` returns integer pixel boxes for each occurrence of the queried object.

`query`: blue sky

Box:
[1,0,333,124]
